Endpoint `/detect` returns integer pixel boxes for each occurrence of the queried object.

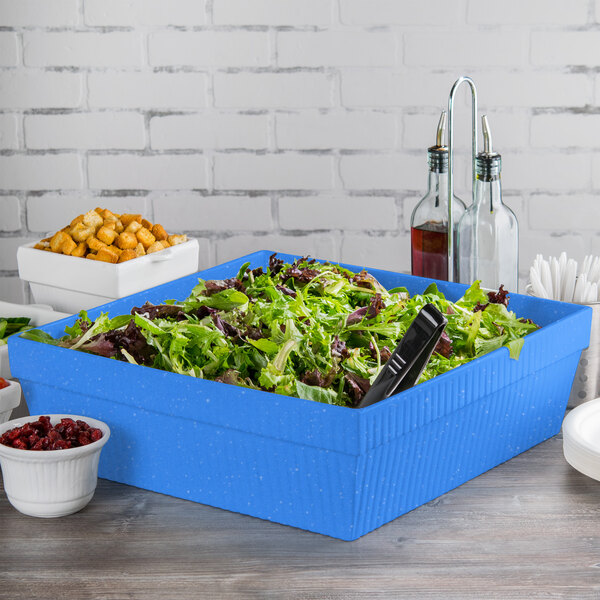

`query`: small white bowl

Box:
[0,379,22,424]
[563,398,600,482]
[0,414,110,518]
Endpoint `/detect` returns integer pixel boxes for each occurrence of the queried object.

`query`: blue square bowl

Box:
[8,251,593,540]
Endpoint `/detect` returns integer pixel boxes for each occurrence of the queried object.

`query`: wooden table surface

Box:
[1,433,600,600]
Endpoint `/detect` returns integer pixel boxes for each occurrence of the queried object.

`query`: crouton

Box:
[83,209,104,230]
[87,236,107,252]
[69,222,95,243]
[118,249,137,263]
[136,227,155,249]
[167,234,188,246]
[96,225,118,246]
[61,235,77,256]
[116,231,138,250]
[96,246,119,264]
[151,223,168,241]
[125,221,142,234]
[146,241,165,254]
[120,213,142,227]
[71,242,88,258]
[50,231,70,253]
[69,214,84,228]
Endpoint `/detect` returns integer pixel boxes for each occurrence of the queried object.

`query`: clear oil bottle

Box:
[457,115,519,290]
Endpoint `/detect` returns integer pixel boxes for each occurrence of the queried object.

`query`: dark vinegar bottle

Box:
[410,111,466,281]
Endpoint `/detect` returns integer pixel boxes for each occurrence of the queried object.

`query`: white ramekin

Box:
[0,414,111,518]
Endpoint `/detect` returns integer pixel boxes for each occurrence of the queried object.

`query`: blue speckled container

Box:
[8,251,593,540]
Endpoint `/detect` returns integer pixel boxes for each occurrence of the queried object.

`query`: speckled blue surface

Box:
[8,251,593,540]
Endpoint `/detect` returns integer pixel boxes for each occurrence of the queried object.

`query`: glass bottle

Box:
[457,115,519,291]
[411,111,466,281]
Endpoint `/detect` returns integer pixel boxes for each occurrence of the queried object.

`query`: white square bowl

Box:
[17,238,200,313]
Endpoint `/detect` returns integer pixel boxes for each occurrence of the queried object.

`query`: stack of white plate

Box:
[563,398,600,481]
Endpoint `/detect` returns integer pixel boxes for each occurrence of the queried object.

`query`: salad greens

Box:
[0,317,32,346]
[23,255,539,407]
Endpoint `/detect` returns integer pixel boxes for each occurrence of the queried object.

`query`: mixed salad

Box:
[24,255,539,407]
[0,317,32,346]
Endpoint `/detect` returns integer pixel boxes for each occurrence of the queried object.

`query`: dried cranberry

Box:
[13,439,28,450]
[90,428,103,442]
[0,416,102,451]
[39,416,51,434]
[7,428,21,441]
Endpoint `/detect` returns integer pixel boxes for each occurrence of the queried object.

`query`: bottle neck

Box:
[474,174,503,210]
[427,169,447,198]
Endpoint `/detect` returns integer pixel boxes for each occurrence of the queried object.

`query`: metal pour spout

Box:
[435,111,447,147]
[482,115,492,154]
[477,114,501,179]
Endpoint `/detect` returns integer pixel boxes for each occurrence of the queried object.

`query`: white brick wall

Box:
[528,195,600,231]
[0,114,19,150]
[23,32,144,68]
[25,113,146,150]
[84,0,207,27]
[0,0,79,27]
[0,197,21,232]
[149,32,270,68]
[531,32,600,66]
[88,155,208,190]
[214,154,334,190]
[275,112,397,150]
[340,0,460,26]
[340,154,424,191]
[278,196,398,231]
[0,71,84,109]
[467,0,589,25]
[503,153,590,192]
[0,155,83,191]
[214,73,333,108]
[150,114,269,150]
[0,33,19,67]
[0,1,596,303]
[153,195,273,232]
[277,31,397,68]
[531,114,600,148]
[404,32,529,68]
[88,73,208,109]
[212,0,333,26]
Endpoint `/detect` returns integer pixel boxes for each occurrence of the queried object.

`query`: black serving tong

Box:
[355,303,447,409]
